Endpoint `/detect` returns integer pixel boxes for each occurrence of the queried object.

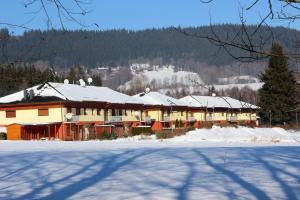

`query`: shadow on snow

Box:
[0,146,299,200]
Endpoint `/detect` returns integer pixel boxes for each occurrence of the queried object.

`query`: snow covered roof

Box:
[180,95,259,109]
[133,92,187,107]
[0,82,143,105]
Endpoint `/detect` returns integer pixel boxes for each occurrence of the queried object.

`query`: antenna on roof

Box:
[79,79,86,87]
[29,89,35,99]
[23,90,29,101]
[87,77,93,85]
[145,87,150,94]
[64,79,69,84]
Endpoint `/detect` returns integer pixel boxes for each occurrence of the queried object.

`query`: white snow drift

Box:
[169,126,300,143]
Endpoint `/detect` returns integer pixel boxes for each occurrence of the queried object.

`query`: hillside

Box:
[118,64,203,94]
[0,25,299,70]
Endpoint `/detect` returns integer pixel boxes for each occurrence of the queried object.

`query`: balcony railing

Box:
[206,116,213,121]
[227,116,237,122]
[108,116,122,123]
[188,116,196,122]
[163,116,170,122]
[250,116,257,121]
[66,115,79,123]
[144,116,152,124]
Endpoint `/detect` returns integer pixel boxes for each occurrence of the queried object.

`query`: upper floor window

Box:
[84,108,88,115]
[97,109,101,116]
[112,109,121,116]
[38,109,49,116]
[112,109,116,116]
[67,107,72,113]
[76,108,80,115]
[6,110,16,118]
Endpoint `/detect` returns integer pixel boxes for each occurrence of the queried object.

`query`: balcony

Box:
[206,116,213,121]
[251,116,257,121]
[66,115,79,123]
[108,116,122,123]
[228,116,237,122]
[188,116,196,122]
[162,116,170,122]
[144,116,152,124]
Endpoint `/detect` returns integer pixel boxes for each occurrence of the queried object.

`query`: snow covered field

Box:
[0,128,300,200]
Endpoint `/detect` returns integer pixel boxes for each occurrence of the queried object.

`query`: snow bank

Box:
[169,126,300,143]
[213,82,264,91]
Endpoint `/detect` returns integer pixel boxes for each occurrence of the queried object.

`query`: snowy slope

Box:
[119,65,203,92]
[213,82,264,91]
[217,75,260,84]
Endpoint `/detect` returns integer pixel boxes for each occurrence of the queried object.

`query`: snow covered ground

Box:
[0,128,300,200]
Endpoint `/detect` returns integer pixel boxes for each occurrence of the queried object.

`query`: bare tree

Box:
[176,0,300,62]
[1,0,95,30]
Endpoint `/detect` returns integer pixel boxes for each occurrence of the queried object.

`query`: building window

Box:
[76,108,80,115]
[67,107,72,113]
[6,110,16,118]
[84,108,88,115]
[181,111,183,116]
[112,109,120,116]
[166,110,170,116]
[97,109,101,116]
[38,109,49,116]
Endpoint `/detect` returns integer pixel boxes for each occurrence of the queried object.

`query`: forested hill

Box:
[0,25,298,68]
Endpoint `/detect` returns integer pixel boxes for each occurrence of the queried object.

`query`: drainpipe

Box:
[60,102,64,140]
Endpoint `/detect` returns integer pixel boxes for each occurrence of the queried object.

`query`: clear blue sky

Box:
[0,0,298,35]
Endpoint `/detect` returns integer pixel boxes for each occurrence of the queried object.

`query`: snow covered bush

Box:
[202,122,213,129]
[131,127,153,136]
[156,128,190,139]
[187,126,195,131]
[100,130,109,140]
[155,130,174,139]
[110,132,118,140]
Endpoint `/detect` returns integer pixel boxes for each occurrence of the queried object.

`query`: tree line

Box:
[0,25,299,68]
[0,64,102,97]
